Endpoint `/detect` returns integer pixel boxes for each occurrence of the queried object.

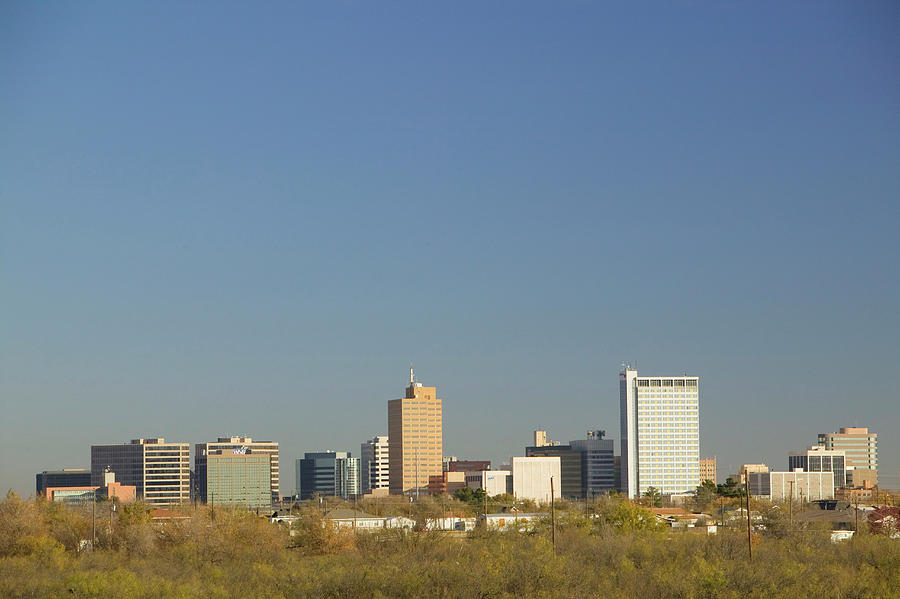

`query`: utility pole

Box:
[550,477,557,555]
[745,478,752,561]
[855,496,859,532]
[91,491,96,549]
[789,480,794,531]
[719,494,724,527]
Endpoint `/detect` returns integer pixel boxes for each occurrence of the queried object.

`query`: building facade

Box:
[739,464,769,485]
[533,430,559,447]
[91,438,190,506]
[570,430,616,497]
[195,437,279,503]
[620,368,700,498]
[511,456,561,505]
[388,367,443,495]
[205,451,272,509]
[36,469,92,495]
[427,471,466,495]
[699,457,717,484]
[525,445,583,499]
[818,427,878,486]
[360,435,390,495]
[465,470,512,496]
[788,446,846,490]
[296,451,360,500]
[447,460,492,473]
[749,471,834,502]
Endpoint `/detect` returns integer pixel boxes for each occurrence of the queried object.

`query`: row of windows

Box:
[637,378,698,387]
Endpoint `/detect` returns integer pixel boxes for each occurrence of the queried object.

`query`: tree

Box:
[693,480,718,511]
[717,477,745,498]
[642,487,662,508]
[452,487,485,504]
[602,502,660,531]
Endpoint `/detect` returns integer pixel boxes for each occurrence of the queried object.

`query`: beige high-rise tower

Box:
[388,366,443,495]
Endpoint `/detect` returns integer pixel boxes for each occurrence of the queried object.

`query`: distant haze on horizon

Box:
[2,2,898,496]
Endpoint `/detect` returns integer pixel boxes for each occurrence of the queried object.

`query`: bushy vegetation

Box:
[2,490,899,598]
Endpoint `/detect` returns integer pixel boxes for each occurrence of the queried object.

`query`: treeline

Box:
[1,491,899,598]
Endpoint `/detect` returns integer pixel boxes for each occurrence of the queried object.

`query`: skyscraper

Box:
[818,427,878,486]
[205,450,272,509]
[91,438,190,506]
[619,367,700,499]
[570,430,616,497]
[388,366,443,495]
[195,436,280,503]
[360,435,389,495]
[296,451,359,500]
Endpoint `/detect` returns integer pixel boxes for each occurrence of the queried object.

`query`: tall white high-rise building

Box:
[619,367,699,498]
[360,435,390,494]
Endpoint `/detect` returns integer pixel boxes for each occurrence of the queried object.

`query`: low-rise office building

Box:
[788,446,846,489]
[749,470,834,502]
[466,470,512,496]
[43,470,135,503]
[36,469,92,496]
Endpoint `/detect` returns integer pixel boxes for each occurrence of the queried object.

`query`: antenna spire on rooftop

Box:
[409,364,415,385]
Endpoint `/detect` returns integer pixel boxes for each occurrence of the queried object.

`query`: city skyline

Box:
[5,366,894,497]
[2,3,899,496]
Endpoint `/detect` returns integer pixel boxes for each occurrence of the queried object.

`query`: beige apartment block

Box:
[818,427,877,486]
[699,457,717,484]
[388,367,443,495]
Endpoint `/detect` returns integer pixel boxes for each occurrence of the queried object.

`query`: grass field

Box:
[2,492,899,598]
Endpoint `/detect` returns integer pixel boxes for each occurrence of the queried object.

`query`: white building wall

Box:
[769,471,834,502]
[511,457,561,505]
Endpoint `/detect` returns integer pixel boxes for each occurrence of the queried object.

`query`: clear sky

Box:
[2,2,898,496]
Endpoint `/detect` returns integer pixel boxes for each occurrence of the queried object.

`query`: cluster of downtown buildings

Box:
[34,367,882,508]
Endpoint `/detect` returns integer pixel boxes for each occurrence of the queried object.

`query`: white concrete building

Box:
[465,470,512,496]
[360,435,389,495]
[620,368,700,499]
[749,470,835,502]
[511,456,561,505]
[480,513,544,531]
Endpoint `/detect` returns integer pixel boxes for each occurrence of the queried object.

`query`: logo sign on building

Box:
[232,447,247,455]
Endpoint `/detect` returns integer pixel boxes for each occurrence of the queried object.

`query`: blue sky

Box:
[2,2,899,495]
